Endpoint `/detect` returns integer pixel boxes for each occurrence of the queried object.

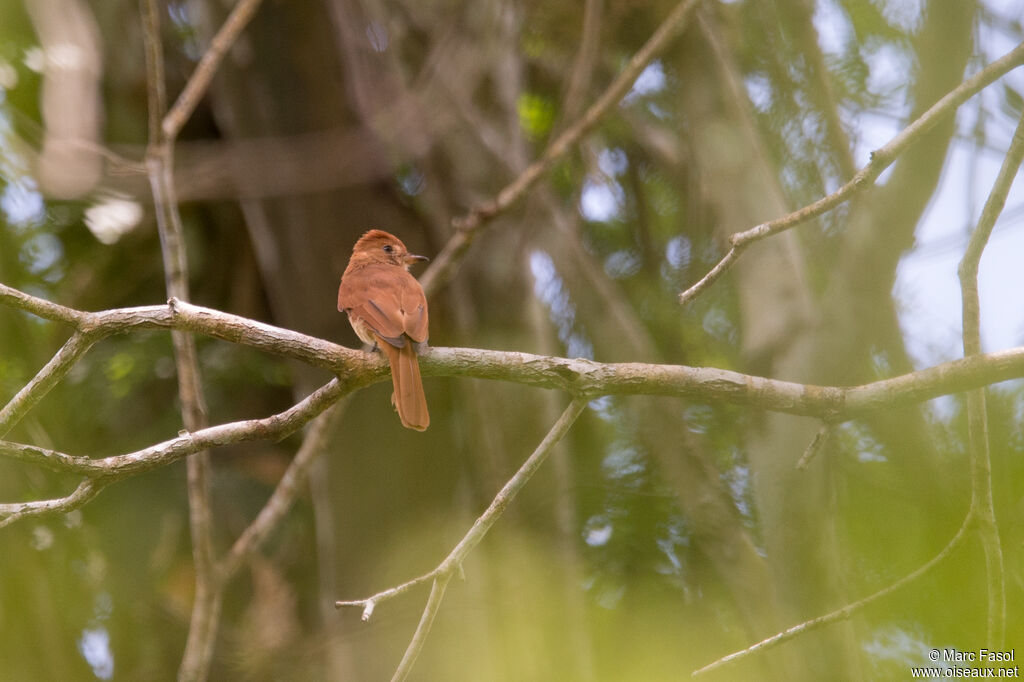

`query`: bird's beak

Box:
[407,253,429,264]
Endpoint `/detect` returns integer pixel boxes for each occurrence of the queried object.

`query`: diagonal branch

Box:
[162,0,267,141]
[390,575,451,682]
[218,401,345,580]
[419,0,701,296]
[0,331,102,437]
[337,399,587,679]
[691,512,973,676]
[679,38,1024,305]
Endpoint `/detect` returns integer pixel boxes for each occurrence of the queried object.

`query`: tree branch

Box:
[679,38,1024,305]
[390,575,451,682]
[0,478,110,530]
[161,0,267,141]
[5,285,1024,428]
[694,88,1024,682]
[140,0,222,675]
[0,378,343,518]
[0,331,101,437]
[218,402,345,581]
[419,0,701,296]
[336,399,587,679]
[955,107,1024,648]
[691,512,973,676]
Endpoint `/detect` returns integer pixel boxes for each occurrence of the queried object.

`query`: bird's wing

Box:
[339,265,427,345]
[399,274,428,344]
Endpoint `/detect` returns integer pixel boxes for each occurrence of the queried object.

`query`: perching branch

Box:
[419,0,701,296]
[336,398,588,681]
[6,283,1024,431]
[678,38,1024,305]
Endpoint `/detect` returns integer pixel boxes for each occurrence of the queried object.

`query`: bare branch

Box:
[955,108,1024,648]
[0,285,85,326]
[0,378,342,482]
[795,422,832,471]
[218,402,345,580]
[337,395,585,630]
[6,285,1024,425]
[696,88,1024,682]
[0,478,110,529]
[419,0,701,296]
[692,513,973,676]
[0,284,363,373]
[390,576,452,682]
[139,0,222,674]
[162,0,267,141]
[679,38,1024,305]
[0,331,102,437]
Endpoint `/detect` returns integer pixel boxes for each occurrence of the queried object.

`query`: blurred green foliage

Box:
[0,0,1022,680]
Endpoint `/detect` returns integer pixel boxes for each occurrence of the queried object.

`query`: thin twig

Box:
[955,108,1024,647]
[390,575,452,682]
[162,0,267,141]
[795,422,832,470]
[679,39,1024,305]
[0,331,102,437]
[140,0,236,675]
[336,399,587,675]
[692,512,974,676]
[419,0,701,296]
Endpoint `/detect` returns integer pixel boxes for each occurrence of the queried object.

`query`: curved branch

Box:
[0,478,110,529]
[679,38,1024,305]
[0,378,344,478]
[692,511,974,676]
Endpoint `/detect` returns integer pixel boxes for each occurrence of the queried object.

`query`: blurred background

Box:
[0,0,1023,679]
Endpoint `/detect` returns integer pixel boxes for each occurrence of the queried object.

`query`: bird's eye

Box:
[383,244,393,253]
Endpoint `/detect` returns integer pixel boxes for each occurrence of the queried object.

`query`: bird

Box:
[338,229,430,431]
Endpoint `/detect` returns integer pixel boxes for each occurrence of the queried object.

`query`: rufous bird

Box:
[338,230,430,431]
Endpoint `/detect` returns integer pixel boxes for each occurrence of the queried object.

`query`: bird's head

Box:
[351,229,429,270]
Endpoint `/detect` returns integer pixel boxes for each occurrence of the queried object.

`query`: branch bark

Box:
[5,284,1024,431]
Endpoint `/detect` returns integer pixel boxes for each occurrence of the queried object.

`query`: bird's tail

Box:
[382,341,429,431]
